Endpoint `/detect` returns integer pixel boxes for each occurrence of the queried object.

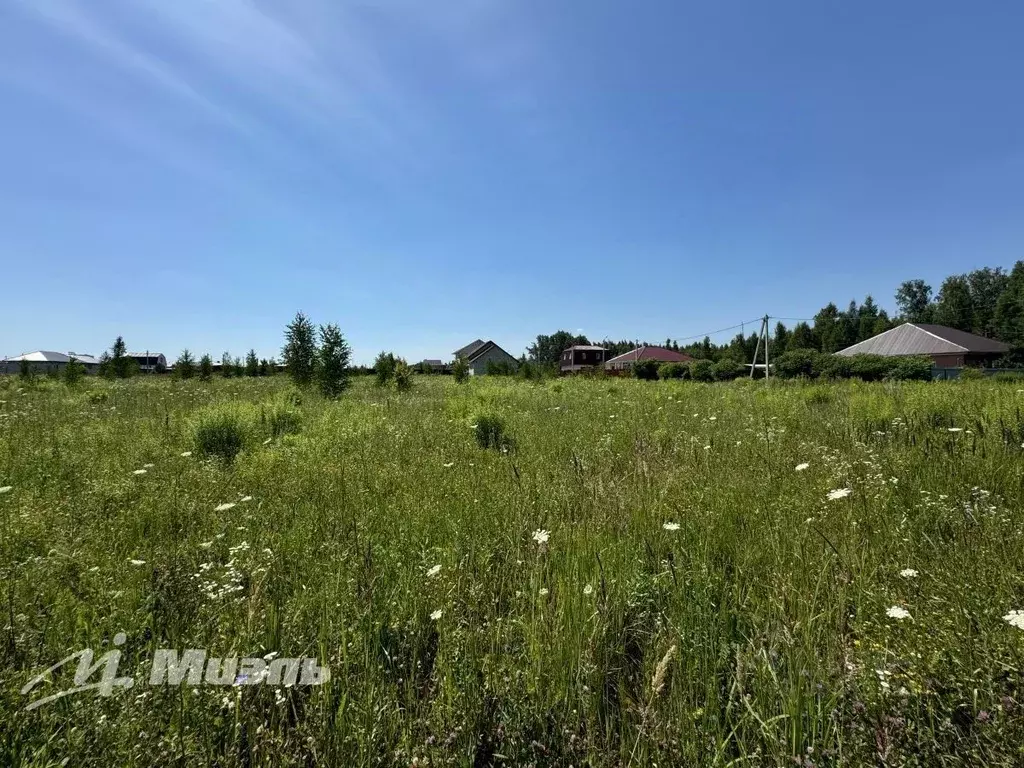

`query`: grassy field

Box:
[3,373,1024,766]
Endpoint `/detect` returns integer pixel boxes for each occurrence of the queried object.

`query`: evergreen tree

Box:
[452,355,470,384]
[773,322,790,355]
[221,351,233,378]
[110,336,134,378]
[814,303,844,352]
[857,296,880,341]
[967,267,1009,337]
[282,312,318,388]
[18,357,32,380]
[316,324,351,398]
[245,349,259,377]
[174,349,196,380]
[198,354,213,381]
[98,351,114,379]
[258,359,269,376]
[789,322,816,350]
[63,355,86,386]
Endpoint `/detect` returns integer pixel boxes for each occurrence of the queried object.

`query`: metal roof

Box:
[605,346,694,364]
[836,323,1010,357]
[453,339,486,359]
[564,345,607,352]
[5,351,102,365]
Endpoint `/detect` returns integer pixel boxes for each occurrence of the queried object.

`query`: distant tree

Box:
[789,322,816,350]
[110,336,135,379]
[393,358,413,391]
[895,279,933,323]
[174,349,196,380]
[772,322,790,355]
[527,331,589,367]
[967,266,1009,337]
[282,312,318,388]
[258,359,270,376]
[632,359,660,381]
[814,303,844,352]
[872,310,891,337]
[233,356,244,377]
[857,296,880,342]
[221,350,234,378]
[452,355,470,384]
[63,355,86,386]
[198,354,213,381]
[98,351,114,380]
[267,357,279,376]
[245,349,259,377]
[316,324,351,398]
[995,261,1024,347]
[933,275,975,331]
[374,351,397,386]
[18,357,32,380]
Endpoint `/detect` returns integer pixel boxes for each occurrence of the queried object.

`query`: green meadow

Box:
[3,374,1024,766]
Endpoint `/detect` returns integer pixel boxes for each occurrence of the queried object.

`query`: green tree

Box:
[393,358,413,391]
[174,349,196,380]
[316,324,351,398]
[814,303,844,352]
[995,261,1024,346]
[282,312,318,388]
[374,352,397,386]
[98,351,114,379]
[772,322,790,356]
[18,357,32,380]
[110,336,135,379]
[245,349,259,377]
[221,351,234,378]
[789,322,816,350]
[857,296,880,342]
[895,279,933,323]
[198,354,213,381]
[527,331,589,367]
[452,355,470,384]
[967,266,1009,336]
[933,275,975,331]
[63,355,86,386]
[233,356,244,378]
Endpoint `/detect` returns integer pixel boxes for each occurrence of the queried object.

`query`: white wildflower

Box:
[430,609,442,621]
[663,522,680,531]
[583,584,594,596]
[215,503,236,512]
[129,559,146,566]
[263,438,272,445]
[443,462,454,468]
[947,427,963,433]
[180,451,192,457]
[1003,610,1024,630]
[426,564,442,578]
[132,469,147,476]
[143,463,154,469]
[0,486,11,494]
[827,488,852,501]
[795,463,810,472]
[532,529,550,545]
[899,568,919,578]
[886,606,911,620]
[240,496,253,503]
[539,588,549,596]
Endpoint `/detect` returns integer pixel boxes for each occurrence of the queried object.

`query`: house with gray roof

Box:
[836,323,1010,367]
[453,340,518,375]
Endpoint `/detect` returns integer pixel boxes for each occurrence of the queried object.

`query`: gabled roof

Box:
[129,351,165,359]
[6,350,71,363]
[836,323,1010,357]
[454,339,486,359]
[422,359,444,366]
[605,346,694,364]
[463,340,516,362]
[564,345,607,352]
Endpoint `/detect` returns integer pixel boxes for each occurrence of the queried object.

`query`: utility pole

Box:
[749,315,770,379]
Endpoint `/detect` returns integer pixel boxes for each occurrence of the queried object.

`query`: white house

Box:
[453,339,519,376]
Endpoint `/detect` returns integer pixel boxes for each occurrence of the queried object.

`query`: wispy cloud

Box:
[8,0,553,188]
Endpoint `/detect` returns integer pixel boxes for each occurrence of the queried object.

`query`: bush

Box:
[712,359,744,381]
[394,359,413,391]
[474,414,513,451]
[86,390,108,404]
[959,367,985,381]
[191,406,249,462]
[817,355,852,380]
[453,356,470,384]
[885,356,933,381]
[374,352,397,387]
[848,354,892,382]
[632,359,661,381]
[992,371,1024,382]
[659,362,688,380]
[688,359,714,383]
[263,403,302,438]
[774,349,821,379]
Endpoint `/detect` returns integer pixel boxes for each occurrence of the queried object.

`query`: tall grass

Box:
[2,374,1024,765]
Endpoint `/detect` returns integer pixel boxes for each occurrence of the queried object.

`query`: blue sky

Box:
[2,1,1022,365]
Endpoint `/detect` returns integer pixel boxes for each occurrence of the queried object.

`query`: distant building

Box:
[420,359,445,373]
[835,323,1010,367]
[560,345,607,374]
[129,352,167,373]
[605,345,693,372]
[0,351,101,376]
[453,339,518,376]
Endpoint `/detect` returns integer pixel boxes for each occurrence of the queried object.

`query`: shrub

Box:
[394,359,413,391]
[885,356,933,381]
[632,359,661,381]
[474,414,513,451]
[190,406,249,462]
[86,390,108,404]
[198,354,214,381]
[374,351,397,387]
[959,367,985,381]
[263,403,302,438]
[848,354,892,382]
[63,357,86,387]
[774,349,821,379]
[658,362,688,380]
[712,359,744,381]
[688,359,714,382]
[817,355,852,380]
[992,371,1024,382]
[803,386,835,406]
[453,356,470,384]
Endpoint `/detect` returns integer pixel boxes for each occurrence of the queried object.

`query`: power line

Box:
[672,317,766,344]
